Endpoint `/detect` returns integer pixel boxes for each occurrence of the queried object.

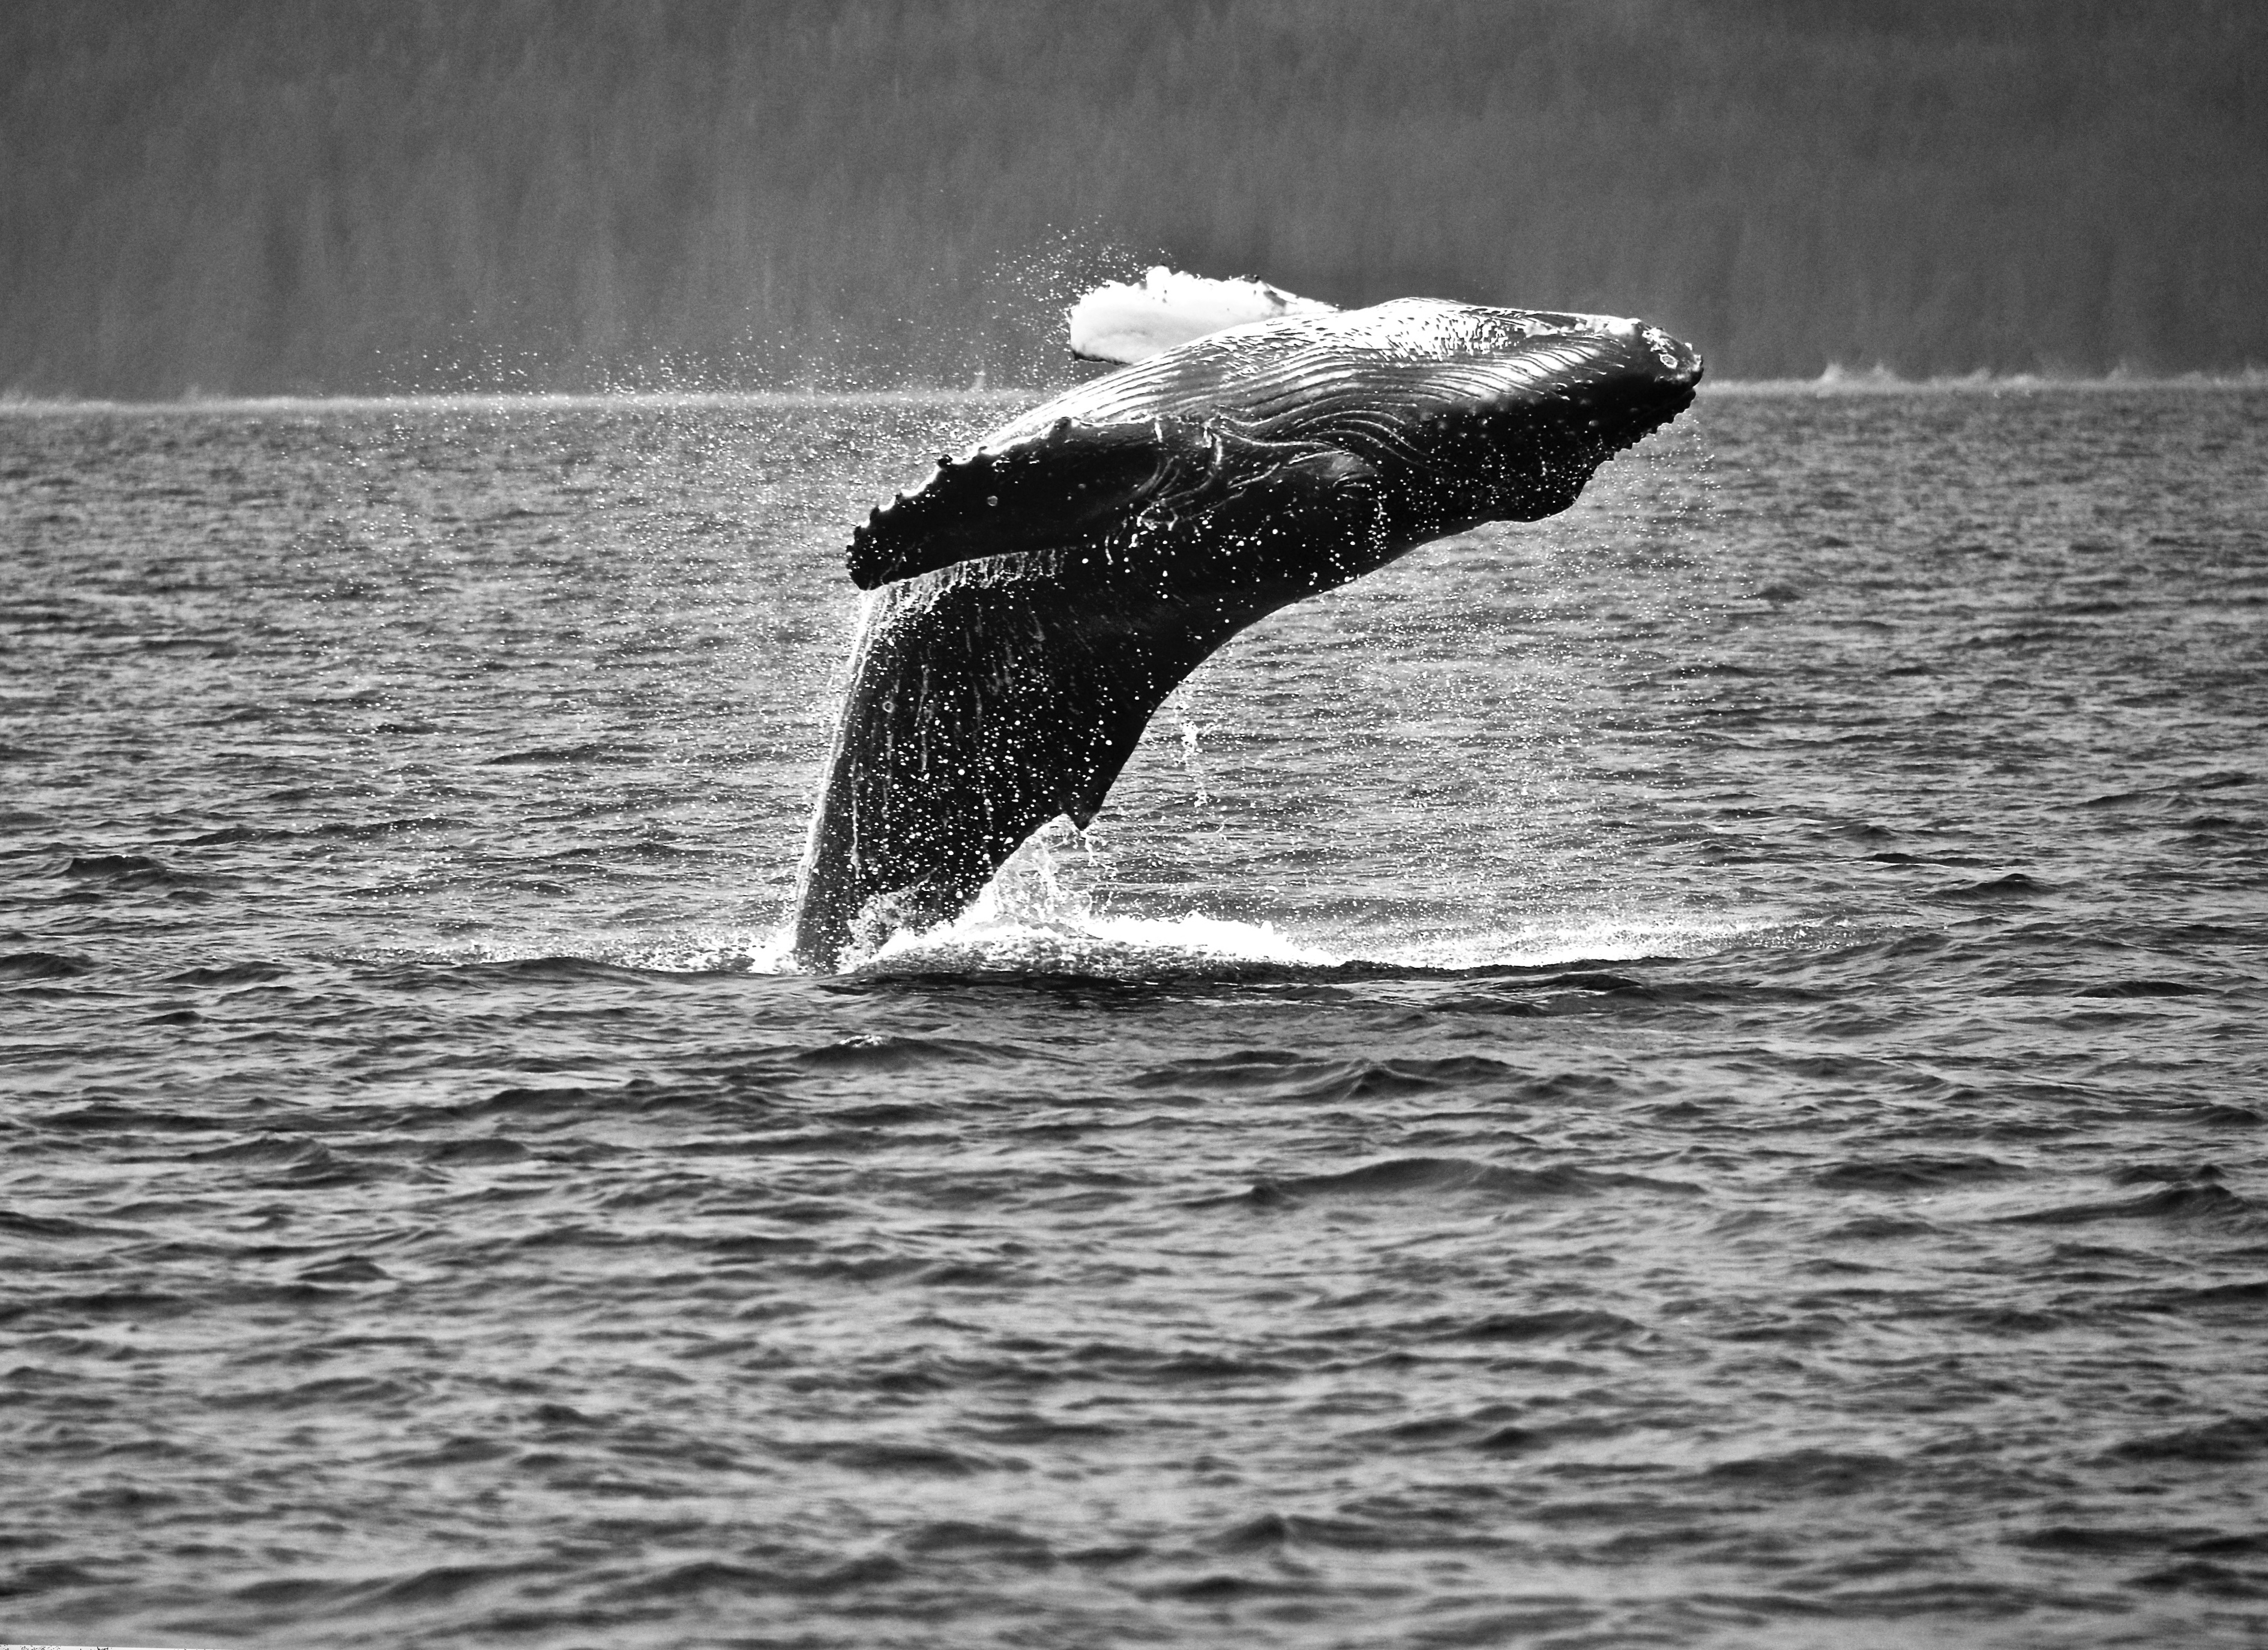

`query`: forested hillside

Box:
[3,0,2262,395]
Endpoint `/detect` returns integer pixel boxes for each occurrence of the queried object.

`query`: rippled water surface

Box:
[4,386,2266,1648]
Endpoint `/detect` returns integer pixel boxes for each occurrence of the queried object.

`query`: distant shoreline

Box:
[6,374,2267,416]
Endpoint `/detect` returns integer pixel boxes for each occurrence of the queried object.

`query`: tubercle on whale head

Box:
[1636,325,1704,388]
[1511,310,1701,396]
[1550,320,1703,442]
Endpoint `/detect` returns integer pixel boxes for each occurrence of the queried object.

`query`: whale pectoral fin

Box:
[848,416,1224,589]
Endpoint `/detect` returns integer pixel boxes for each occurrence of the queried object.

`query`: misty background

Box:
[4,0,2263,398]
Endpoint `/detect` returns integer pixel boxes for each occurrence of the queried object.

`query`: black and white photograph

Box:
[4,2,2264,1646]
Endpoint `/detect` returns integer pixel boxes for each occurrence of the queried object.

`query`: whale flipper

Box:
[789,296,1702,970]
[847,416,1353,589]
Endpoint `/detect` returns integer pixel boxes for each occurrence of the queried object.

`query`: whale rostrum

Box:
[789,295,1703,970]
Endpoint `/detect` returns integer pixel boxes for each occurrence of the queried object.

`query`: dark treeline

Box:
[4,0,2263,395]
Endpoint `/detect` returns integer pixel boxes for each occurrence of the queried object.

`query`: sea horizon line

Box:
[5,368,2266,416]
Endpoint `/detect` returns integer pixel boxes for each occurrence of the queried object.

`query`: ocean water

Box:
[3,385,2264,1649]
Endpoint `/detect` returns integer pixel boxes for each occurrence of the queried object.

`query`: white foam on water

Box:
[855,906,1334,977]
[837,904,1790,979]
[399,829,1815,982]
[808,826,1783,977]
[377,904,1869,981]
[837,820,1330,977]
[1343,913,1777,972]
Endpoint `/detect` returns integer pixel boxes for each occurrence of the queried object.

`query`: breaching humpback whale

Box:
[788,273,1701,970]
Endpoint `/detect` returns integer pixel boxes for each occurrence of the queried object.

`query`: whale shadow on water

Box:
[788,281,1703,972]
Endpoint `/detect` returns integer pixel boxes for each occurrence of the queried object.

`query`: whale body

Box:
[789,294,1703,970]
